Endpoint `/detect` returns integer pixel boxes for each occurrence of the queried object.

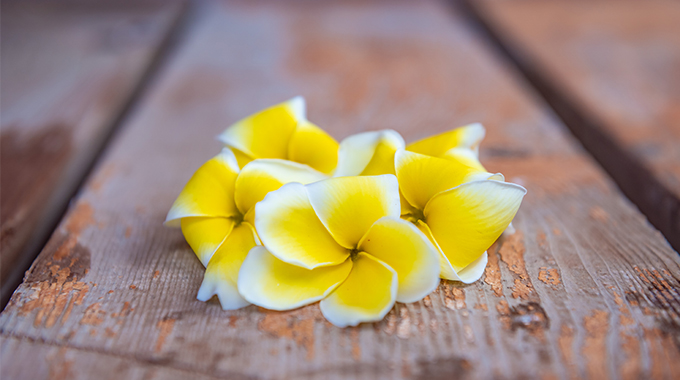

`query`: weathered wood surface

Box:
[0,1,185,303]
[468,0,680,250]
[2,1,680,379]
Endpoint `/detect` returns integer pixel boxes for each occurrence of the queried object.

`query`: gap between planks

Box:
[0,1,192,309]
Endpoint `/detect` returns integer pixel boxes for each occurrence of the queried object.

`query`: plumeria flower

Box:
[406,123,520,235]
[335,124,518,235]
[396,149,526,283]
[237,175,441,327]
[218,96,338,174]
[165,148,327,310]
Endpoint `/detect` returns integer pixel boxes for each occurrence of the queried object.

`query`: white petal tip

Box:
[456,252,489,284]
[197,277,250,310]
[287,96,306,120]
[396,277,440,304]
[502,222,517,237]
[320,302,392,328]
[163,217,181,228]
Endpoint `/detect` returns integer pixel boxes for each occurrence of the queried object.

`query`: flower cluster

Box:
[166,97,526,327]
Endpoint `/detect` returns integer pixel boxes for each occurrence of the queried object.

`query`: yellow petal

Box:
[288,120,339,174]
[360,136,404,176]
[395,150,481,210]
[406,123,485,158]
[181,217,235,266]
[237,246,352,310]
[307,175,401,248]
[415,220,487,283]
[441,147,487,172]
[254,182,349,269]
[229,147,254,169]
[424,181,526,271]
[217,97,304,160]
[358,217,440,303]
[234,159,327,215]
[334,130,405,177]
[400,191,419,217]
[165,148,240,226]
[320,252,397,327]
[197,223,258,310]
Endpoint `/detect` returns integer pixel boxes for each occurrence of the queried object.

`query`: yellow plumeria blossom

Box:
[405,123,522,234]
[165,148,327,310]
[396,149,526,283]
[217,96,339,174]
[237,175,440,327]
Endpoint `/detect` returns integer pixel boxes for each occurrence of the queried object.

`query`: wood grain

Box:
[1,1,679,379]
[0,335,221,380]
[467,0,680,250]
[0,1,185,303]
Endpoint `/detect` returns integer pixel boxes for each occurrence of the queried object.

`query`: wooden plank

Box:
[1,1,679,379]
[0,335,220,380]
[0,1,185,303]
[465,0,680,250]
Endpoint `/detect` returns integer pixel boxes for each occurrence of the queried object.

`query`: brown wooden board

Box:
[0,1,185,303]
[1,1,679,379]
[466,0,680,250]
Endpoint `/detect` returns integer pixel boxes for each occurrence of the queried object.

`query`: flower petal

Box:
[234,159,327,215]
[441,147,487,172]
[395,150,481,210]
[415,220,486,283]
[334,130,405,177]
[400,191,419,216]
[359,217,440,303]
[229,147,254,169]
[424,181,526,271]
[288,120,339,174]
[196,223,258,310]
[165,148,240,226]
[307,175,401,248]
[217,97,304,160]
[181,217,235,266]
[456,252,488,284]
[254,182,349,269]
[320,252,397,327]
[238,246,352,310]
[406,123,485,158]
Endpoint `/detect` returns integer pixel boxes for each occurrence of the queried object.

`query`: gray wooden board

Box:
[1,1,679,379]
[0,0,185,302]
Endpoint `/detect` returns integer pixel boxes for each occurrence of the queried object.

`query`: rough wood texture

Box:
[2,1,679,379]
[0,1,184,303]
[467,0,680,250]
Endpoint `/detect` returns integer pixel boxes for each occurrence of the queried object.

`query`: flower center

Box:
[403,208,425,224]
[349,248,360,261]
[412,208,425,222]
[230,212,244,226]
